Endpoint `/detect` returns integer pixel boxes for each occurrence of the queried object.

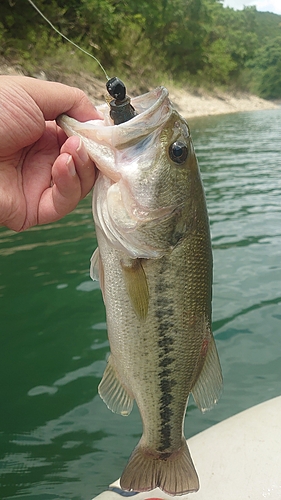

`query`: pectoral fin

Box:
[98,355,134,416]
[191,335,223,413]
[120,258,149,321]
[90,247,100,281]
[90,247,105,302]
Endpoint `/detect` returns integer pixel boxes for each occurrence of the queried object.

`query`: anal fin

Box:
[98,355,134,416]
[191,335,223,413]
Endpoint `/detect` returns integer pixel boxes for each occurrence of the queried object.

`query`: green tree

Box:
[247,36,281,98]
[202,4,258,84]
[1,0,281,94]
[0,0,68,61]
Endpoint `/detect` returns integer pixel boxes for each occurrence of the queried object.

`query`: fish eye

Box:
[169,141,188,164]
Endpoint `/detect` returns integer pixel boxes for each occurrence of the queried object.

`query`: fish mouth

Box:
[58,86,173,182]
[113,86,171,131]
[94,86,171,131]
[57,87,173,148]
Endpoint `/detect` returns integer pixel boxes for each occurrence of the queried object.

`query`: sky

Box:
[223,0,281,15]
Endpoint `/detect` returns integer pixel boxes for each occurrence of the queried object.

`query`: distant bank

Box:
[1,59,278,119]
[169,85,279,119]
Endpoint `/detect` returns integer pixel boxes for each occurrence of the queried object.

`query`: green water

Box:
[0,108,281,499]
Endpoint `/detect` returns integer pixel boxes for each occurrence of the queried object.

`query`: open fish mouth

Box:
[71,86,171,129]
[57,87,173,181]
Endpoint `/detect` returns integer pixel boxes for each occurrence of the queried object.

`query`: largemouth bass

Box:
[58,86,222,495]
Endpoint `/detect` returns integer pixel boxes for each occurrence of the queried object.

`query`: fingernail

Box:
[76,138,89,165]
[67,155,76,176]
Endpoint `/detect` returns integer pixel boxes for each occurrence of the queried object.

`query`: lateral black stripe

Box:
[155,263,177,452]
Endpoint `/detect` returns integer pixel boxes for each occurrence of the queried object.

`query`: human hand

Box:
[0,75,101,231]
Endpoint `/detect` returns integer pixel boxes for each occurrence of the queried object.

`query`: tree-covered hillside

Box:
[1,0,281,98]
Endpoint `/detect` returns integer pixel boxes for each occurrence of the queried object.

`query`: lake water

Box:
[0,107,281,499]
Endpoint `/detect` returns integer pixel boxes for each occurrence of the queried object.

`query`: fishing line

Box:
[27,0,137,124]
[27,0,110,81]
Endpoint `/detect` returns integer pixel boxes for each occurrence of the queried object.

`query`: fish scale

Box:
[58,86,223,495]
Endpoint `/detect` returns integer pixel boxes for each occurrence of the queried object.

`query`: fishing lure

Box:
[106,77,137,124]
[27,0,137,125]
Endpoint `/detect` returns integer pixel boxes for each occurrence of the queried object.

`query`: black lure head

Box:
[106,76,137,125]
[106,77,127,102]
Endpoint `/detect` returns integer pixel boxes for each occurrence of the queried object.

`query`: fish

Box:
[57,86,223,496]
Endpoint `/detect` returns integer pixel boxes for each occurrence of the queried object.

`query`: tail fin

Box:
[120,439,199,496]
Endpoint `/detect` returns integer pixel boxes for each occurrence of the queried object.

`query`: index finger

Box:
[17,76,102,122]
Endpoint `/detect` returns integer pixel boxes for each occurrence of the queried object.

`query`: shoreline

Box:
[1,61,279,119]
[168,85,279,119]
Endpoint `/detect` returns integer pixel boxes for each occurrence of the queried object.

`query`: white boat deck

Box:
[93,396,281,500]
